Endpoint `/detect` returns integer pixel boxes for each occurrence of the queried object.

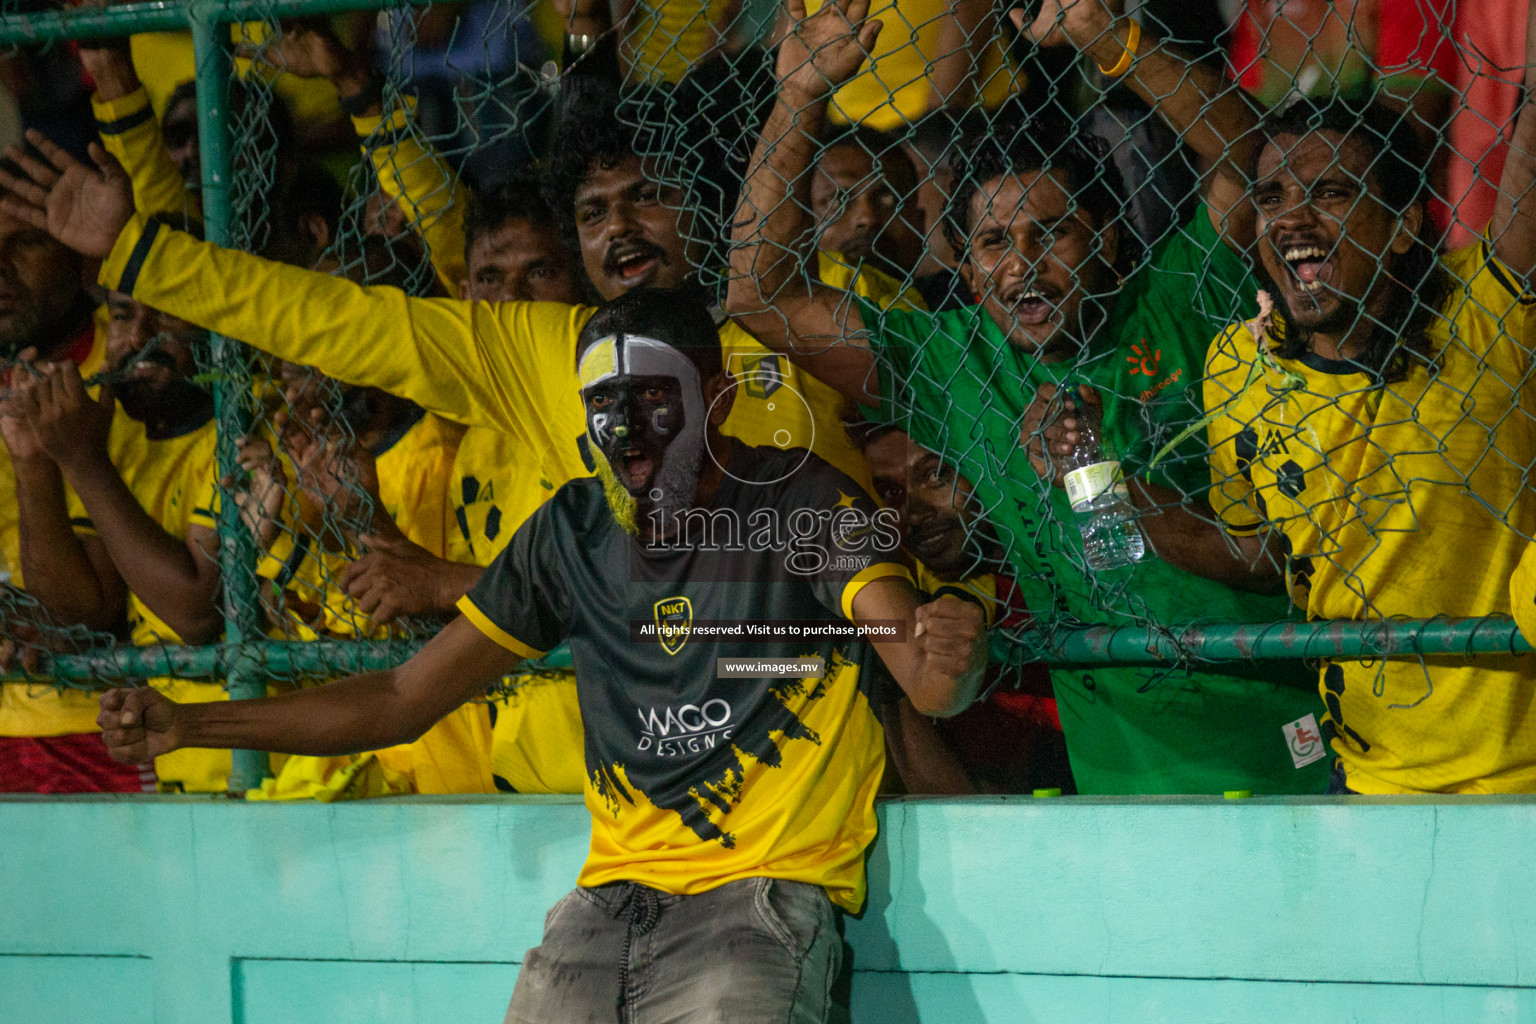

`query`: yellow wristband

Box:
[1097,19,1142,77]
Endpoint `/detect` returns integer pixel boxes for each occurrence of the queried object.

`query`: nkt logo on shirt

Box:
[637,699,735,757]
[654,597,692,655]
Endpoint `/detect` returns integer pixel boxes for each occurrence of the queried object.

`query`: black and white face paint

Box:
[578,334,706,534]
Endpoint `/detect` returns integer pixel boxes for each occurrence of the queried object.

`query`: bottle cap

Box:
[1223,790,1253,799]
[1033,788,1062,798]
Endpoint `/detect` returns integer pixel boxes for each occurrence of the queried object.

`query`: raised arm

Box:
[77,39,197,224]
[0,133,585,441]
[855,579,986,717]
[726,0,885,407]
[1019,0,1261,248]
[1491,0,1536,282]
[253,24,470,292]
[97,614,521,763]
[1,384,125,631]
[928,0,993,112]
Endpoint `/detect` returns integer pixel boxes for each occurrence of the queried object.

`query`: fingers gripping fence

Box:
[0,0,1532,795]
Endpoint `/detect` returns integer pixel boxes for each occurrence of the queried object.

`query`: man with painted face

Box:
[1203,62,1536,792]
[726,0,1330,794]
[0,292,224,792]
[96,287,988,1023]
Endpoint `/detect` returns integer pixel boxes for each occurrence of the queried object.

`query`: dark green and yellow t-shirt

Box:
[458,443,909,912]
[856,208,1329,796]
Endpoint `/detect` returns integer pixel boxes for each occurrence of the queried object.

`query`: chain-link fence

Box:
[0,0,1532,794]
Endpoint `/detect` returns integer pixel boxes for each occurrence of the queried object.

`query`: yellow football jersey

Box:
[447,425,560,567]
[488,668,587,795]
[271,410,465,639]
[61,410,227,790]
[100,215,873,491]
[1204,242,1536,794]
[349,100,467,295]
[1511,541,1536,649]
[128,29,344,124]
[256,409,495,797]
[817,251,928,313]
[446,426,586,795]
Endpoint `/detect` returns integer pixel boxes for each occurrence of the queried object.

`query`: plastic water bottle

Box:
[1060,411,1146,572]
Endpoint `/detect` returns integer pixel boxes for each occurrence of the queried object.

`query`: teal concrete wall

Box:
[4,794,1536,1023]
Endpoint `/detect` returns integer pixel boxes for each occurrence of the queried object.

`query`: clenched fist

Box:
[97,687,182,764]
[912,594,987,689]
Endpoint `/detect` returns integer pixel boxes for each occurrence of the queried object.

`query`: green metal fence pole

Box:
[1028,616,1534,665]
[191,14,269,792]
[1,639,568,685]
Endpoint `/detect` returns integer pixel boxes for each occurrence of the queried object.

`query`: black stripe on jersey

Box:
[95,106,154,136]
[364,124,408,150]
[1483,241,1536,305]
[118,217,164,296]
[930,584,986,612]
[369,405,427,457]
[69,516,94,530]
[274,535,312,589]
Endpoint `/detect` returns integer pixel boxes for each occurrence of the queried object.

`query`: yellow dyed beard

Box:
[594,456,640,536]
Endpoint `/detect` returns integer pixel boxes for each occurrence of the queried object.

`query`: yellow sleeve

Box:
[64,481,94,536]
[456,594,548,659]
[912,561,998,626]
[839,562,915,621]
[1445,242,1536,370]
[91,87,197,224]
[352,100,469,295]
[1203,325,1265,536]
[100,214,592,458]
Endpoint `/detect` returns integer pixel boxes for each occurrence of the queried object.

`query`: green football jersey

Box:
[856,208,1329,795]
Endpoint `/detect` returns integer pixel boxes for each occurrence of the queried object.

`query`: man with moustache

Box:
[726,0,1330,794]
[858,423,1071,795]
[97,289,988,1023]
[1204,84,1536,790]
[0,291,222,791]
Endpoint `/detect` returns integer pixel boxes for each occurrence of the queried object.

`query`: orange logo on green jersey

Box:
[1127,340,1161,377]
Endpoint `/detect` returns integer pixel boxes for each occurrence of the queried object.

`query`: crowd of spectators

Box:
[0,0,1535,806]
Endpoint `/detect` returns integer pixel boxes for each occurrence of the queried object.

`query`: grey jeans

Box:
[504,876,841,1024]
